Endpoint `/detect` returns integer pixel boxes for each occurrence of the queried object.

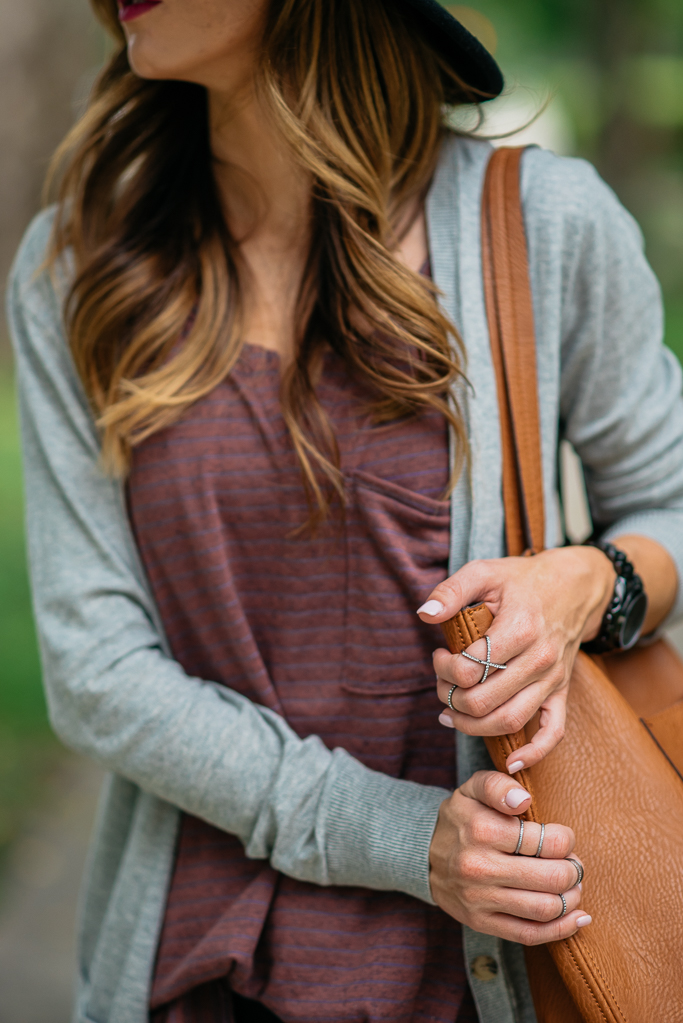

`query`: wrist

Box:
[535,544,617,638]
[581,541,649,653]
[578,545,618,642]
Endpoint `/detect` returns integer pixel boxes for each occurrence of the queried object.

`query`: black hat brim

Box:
[395,0,503,99]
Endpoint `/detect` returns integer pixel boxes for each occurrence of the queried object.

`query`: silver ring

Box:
[461,635,507,684]
[566,858,584,886]
[556,893,568,919]
[447,685,457,711]
[513,818,524,856]
[535,823,546,858]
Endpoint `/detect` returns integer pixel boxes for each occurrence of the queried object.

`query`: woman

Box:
[8,0,683,1021]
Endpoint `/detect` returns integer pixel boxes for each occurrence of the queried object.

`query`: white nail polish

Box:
[577,915,592,927]
[507,760,525,774]
[438,712,455,729]
[505,789,530,809]
[417,599,445,616]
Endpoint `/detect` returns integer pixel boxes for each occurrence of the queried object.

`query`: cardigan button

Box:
[471,955,498,982]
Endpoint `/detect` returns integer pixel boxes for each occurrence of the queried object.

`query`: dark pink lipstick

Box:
[119,0,162,22]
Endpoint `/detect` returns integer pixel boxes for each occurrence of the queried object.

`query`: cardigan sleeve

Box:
[7,207,448,905]
[526,148,683,622]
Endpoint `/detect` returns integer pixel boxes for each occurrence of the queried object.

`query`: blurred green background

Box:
[0,0,682,856]
[447,0,683,358]
[0,369,57,864]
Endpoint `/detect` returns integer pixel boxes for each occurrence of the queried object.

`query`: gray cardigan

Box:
[8,136,683,1023]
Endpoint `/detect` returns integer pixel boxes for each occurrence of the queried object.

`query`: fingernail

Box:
[577,915,592,928]
[504,788,530,809]
[507,760,525,774]
[438,712,455,729]
[417,599,445,616]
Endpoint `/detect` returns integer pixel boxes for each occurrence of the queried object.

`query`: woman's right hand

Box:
[430,771,591,945]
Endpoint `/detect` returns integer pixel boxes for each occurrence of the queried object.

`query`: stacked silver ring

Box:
[513,818,524,855]
[566,858,584,886]
[447,684,457,711]
[535,822,546,858]
[556,893,568,919]
[513,819,549,859]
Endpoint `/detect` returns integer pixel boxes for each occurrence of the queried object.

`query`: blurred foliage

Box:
[666,298,683,363]
[0,366,56,856]
[0,370,45,727]
[447,0,683,353]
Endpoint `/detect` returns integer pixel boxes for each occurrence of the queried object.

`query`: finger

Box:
[443,638,560,712]
[436,681,541,732]
[565,857,585,888]
[505,690,568,773]
[493,854,582,895]
[440,680,549,736]
[494,817,576,860]
[459,770,532,815]
[435,606,546,690]
[435,674,514,716]
[434,664,536,713]
[484,909,592,946]
[433,618,530,692]
[416,559,502,624]
[484,883,582,923]
[434,643,508,692]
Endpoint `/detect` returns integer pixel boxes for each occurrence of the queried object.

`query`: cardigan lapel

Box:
[427,135,506,571]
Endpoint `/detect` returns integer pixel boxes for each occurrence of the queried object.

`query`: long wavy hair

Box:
[48,0,478,528]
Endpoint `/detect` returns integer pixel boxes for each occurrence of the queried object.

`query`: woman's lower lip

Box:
[119,1,162,22]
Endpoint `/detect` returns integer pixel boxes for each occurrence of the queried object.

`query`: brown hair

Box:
[48,0,476,528]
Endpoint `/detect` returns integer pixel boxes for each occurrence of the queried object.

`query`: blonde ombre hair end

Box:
[48,0,478,529]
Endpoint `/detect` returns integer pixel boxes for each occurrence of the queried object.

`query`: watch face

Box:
[620,590,648,650]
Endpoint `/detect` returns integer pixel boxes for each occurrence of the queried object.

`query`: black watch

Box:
[581,541,648,654]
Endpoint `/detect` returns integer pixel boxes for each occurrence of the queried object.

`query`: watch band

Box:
[581,541,648,654]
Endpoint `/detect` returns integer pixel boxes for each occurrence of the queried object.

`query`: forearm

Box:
[46,643,447,903]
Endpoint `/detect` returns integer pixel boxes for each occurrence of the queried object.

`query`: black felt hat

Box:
[396,0,503,99]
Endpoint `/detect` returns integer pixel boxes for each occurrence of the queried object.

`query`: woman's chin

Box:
[126,38,187,81]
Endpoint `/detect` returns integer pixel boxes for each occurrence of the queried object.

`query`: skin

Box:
[121,0,678,945]
[423,537,677,772]
[121,0,428,363]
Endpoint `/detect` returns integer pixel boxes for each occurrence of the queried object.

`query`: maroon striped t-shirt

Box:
[127,342,472,1022]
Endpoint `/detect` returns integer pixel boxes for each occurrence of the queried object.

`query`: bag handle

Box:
[472,147,546,805]
[443,147,546,792]
[481,146,546,556]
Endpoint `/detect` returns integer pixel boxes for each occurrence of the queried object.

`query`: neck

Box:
[207,79,312,362]
[209,84,312,250]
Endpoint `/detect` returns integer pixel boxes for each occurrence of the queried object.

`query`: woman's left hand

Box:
[417,546,616,773]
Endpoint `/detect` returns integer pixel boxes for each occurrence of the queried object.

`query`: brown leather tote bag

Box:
[442,147,683,1023]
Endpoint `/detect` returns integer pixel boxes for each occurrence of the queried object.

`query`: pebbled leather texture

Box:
[601,638,683,718]
[439,146,683,1022]
[641,698,683,782]
[517,651,683,1023]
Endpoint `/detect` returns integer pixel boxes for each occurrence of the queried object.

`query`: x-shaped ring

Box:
[460,635,507,684]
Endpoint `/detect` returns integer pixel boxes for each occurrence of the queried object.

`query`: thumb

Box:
[416,560,495,623]
[459,770,532,815]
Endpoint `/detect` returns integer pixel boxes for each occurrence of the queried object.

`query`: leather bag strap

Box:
[479,147,547,803]
[481,147,546,556]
